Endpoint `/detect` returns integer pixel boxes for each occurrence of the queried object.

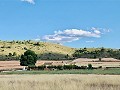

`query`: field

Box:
[0,74,120,90]
[0,60,69,71]
[0,58,120,71]
[72,58,120,68]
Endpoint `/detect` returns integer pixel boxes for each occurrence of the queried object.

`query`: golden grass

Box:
[0,75,120,90]
[0,41,75,56]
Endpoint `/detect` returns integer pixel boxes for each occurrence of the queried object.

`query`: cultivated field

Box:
[72,58,120,68]
[0,58,120,70]
[0,74,120,90]
[0,60,69,71]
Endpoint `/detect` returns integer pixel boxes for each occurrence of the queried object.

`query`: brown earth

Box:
[0,58,120,70]
[0,60,70,70]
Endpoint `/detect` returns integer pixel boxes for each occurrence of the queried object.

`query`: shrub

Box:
[8,53,12,57]
[98,66,102,69]
[56,65,63,70]
[63,65,73,70]
[13,52,17,56]
[33,42,40,46]
[38,65,46,70]
[88,64,93,69]
[24,47,27,50]
[7,46,11,48]
[81,66,87,69]
[72,65,81,69]
[47,66,57,70]
[28,65,37,70]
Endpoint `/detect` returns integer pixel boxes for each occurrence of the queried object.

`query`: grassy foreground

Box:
[0,74,120,90]
[1,68,120,75]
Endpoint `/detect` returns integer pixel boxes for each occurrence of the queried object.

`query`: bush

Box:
[38,65,46,70]
[81,66,87,69]
[47,65,56,69]
[13,52,17,56]
[33,42,40,46]
[56,65,63,70]
[72,65,81,69]
[28,65,37,70]
[98,66,102,69]
[7,46,11,48]
[88,64,93,69]
[63,65,73,70]
[24,47,27,50]
[8,53,12,57]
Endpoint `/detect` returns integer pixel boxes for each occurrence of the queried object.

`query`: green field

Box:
[1,68,120,75]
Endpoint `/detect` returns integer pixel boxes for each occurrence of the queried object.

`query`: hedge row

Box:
[28,64,93,70]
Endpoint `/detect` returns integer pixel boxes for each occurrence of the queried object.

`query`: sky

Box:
[0,0,120,48]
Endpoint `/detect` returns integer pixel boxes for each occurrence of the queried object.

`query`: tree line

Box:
[72,47,120,60]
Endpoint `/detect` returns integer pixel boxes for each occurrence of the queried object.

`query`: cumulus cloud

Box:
[21,0,35,4]
[34,27,109,43]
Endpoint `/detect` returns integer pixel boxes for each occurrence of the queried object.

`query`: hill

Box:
[0,40,119,61]
[0,40,75,60]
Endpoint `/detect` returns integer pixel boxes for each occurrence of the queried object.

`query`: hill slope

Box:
[0,40,75,60]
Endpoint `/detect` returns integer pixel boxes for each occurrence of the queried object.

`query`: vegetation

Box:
[1,68,120,75]
[73,47,120,60]
[28,65,81,70]
[0,40,120,61]
[0,40,75,60]
[20,50,37,66]
[0,75,120,90]
[88,64,93,69]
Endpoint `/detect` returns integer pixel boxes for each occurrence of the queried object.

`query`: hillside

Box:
[0,40,75,60]
[0,40,119,61]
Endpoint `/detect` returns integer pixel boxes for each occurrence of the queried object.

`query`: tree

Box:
[20,50,37,66]
[88,64,92,69]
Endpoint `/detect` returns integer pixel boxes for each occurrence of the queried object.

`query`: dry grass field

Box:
[0,74,120,90]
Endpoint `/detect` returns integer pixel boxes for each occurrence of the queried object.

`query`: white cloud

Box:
[41,28,102,43]
[86,40,95,43]
[35,27,109,43]
[91,27,101,34]
[21,0,35,4]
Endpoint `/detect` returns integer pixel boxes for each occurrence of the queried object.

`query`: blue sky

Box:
[0,0,120,48]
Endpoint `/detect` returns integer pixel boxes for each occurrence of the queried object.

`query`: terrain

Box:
[0,40,75,60]
[0,74,120,90]
[0,58,120,72]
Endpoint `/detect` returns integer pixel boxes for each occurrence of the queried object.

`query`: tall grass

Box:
[0,75,120,90]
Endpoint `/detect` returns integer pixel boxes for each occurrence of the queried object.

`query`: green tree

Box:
[20,50,37,66]
[88,64,93,69]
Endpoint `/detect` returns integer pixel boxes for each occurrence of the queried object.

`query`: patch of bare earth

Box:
[0,58,120,70]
